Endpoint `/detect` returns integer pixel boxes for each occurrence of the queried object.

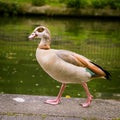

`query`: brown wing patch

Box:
[73,54,89,67]
[88,63,105,76]
[57,51,87,67]
[74,54,105,76]
[57,50,105,77]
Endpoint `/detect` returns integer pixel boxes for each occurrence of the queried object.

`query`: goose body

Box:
[29,26,111,107]
[36,49,91,84]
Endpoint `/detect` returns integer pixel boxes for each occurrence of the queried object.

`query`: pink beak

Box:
[28,33,37,39]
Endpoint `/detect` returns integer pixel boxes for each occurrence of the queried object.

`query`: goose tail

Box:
[91,62,111,80]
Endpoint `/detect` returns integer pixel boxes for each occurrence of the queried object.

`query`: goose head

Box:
[29,26,51,49]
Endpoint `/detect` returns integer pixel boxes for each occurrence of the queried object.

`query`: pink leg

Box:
[45,83,66,105]
[81,82,93,107]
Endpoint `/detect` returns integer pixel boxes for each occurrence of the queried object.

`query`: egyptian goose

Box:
[28,26,111,107]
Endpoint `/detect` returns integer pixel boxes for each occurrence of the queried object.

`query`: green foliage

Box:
[66,0,120,9]
[0,1,22,16]
[0,0,120,16]
[92,0,107,8]
[66,0,88,8]
[32,0,46,6]
[92,0,120,9]
[107,0,120,9]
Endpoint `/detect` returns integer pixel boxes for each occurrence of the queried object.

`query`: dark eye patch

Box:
[37,27,44,32]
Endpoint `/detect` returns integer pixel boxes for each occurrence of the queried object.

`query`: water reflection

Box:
[0,16,120,100]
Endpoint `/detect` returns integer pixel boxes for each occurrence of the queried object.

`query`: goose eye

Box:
[37,27,44,32]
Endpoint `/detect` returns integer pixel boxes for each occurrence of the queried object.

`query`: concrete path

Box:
[0,94,120,120]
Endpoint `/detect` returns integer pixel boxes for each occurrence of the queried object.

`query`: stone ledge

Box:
[0,94,120,120]
[25,5,120,17]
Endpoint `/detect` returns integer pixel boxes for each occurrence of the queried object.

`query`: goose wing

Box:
[56,50,105,76]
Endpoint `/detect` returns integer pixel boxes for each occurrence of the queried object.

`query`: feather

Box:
[56,50,89,67]
[90,62,111,80]
[56,50,109,78]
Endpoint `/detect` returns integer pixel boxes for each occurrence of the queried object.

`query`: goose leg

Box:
[81,82,93,107]
[45,83,66,105]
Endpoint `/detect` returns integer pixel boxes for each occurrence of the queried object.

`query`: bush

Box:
[92,0,120,9]
[66,0,88,8]
[0,1,22,16]
[92,0,107,9]
[107,0,120,9]
[32,0,46,6]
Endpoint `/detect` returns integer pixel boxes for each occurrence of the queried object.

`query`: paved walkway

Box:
[0,94,120,120]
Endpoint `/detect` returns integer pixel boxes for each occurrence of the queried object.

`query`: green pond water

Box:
[0,16,120,100]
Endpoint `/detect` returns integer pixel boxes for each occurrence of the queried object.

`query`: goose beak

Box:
[28,33,37,40]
